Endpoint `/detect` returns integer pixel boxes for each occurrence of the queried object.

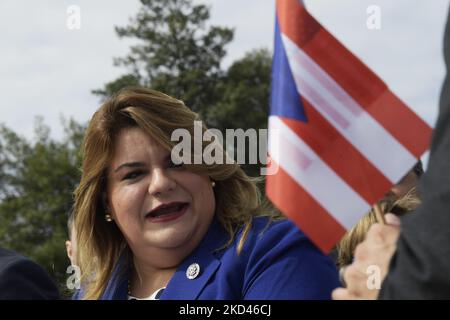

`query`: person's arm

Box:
[379,123,450,298]
[379,8,450,299]
[0,257,60,300]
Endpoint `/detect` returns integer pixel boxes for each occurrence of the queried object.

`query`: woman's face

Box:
[105,127,215,262]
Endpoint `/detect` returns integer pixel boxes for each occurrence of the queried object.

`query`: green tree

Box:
[93,0,234,118]
[0,118,85,295]
[207,49,272,177]
[92,0,272,177]
[207,49,271,132]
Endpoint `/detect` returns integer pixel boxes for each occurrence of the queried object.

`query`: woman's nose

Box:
[147,169,176,197]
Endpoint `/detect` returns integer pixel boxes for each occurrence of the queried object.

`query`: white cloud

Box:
[196,0,275,67]
[0,0,141,139]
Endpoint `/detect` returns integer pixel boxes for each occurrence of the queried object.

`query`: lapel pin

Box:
[186,263,201,280]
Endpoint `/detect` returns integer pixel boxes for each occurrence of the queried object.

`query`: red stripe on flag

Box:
[266,164,346,253]
[368,90,433,156]
[276,0,432,158]
[276,0,321,47]
[280,99,392,205]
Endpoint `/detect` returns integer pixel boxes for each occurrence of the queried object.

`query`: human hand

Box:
[332,213,401,300]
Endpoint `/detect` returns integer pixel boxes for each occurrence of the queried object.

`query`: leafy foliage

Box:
[0,118,85,295]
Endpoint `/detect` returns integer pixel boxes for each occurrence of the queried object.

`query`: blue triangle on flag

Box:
[270,18,308,123]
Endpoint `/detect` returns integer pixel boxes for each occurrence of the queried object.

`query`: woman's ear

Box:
[65,241,73,261]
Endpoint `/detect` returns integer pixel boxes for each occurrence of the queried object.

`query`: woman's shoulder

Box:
[234,216,340,299]
[234,216,321,259]
[244,216,309,244]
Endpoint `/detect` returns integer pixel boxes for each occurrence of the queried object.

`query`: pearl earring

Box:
[105,214,113,222]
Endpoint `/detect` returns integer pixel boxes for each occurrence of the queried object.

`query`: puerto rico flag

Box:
[266,0,432,253]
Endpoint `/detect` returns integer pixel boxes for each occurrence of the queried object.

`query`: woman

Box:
[73,87,339,300]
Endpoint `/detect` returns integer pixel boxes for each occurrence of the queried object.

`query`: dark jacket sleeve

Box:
[379,7,450,299]
[0,256,60,300]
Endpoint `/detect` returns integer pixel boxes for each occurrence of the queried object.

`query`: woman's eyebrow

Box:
[114,162,145,173]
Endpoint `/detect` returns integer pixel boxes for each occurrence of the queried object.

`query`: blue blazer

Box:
[91,216,339,300]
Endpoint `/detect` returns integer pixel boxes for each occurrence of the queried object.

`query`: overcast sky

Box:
[0,0,449,145]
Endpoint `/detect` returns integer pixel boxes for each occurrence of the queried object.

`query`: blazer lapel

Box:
[161,217,228,300]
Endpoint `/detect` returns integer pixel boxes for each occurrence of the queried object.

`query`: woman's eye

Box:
[123,171,143,181]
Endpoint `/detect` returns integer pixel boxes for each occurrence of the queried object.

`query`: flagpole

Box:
[373,203,386,225]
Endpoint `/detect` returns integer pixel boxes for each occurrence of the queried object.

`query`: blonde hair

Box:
[337,188,421,268]
[73,87,276,299]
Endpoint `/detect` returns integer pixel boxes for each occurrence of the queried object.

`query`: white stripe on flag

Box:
[281,34,417,183]
[268,116,370,229]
